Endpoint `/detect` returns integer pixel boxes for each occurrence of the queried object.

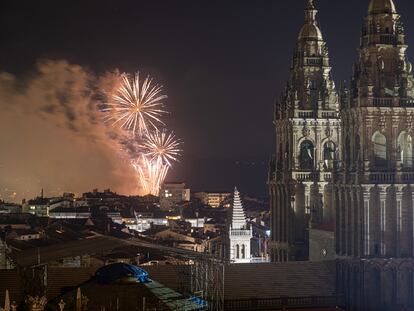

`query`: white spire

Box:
[231,187,247,230]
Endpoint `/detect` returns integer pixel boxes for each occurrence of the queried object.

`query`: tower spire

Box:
[299,0,322,40]
[304,0,317,24]
[229,187,252,263]
[231,187,247,230]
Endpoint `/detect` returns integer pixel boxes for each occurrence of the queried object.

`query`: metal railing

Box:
[224,295,345,311]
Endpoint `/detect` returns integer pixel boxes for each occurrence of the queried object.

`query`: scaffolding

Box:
[14,234,228,311]
[189,258,226,311]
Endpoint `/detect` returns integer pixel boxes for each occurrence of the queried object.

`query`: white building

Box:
[159,182,190,210]
[194,191,231,208]
[229,188,252,263]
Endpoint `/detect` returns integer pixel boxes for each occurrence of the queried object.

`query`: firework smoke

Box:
[0,60,138,201]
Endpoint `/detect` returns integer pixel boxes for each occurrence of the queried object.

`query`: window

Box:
[323,141,336,169]
[299,140,314,170]
[398,132,413,167]
[236,245,240,259]
[241,244,246,259]
[372,132,387,167]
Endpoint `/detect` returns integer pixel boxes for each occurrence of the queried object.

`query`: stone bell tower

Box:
[336,0,414,259]
[229,188,252,263]
[268,0,340,262]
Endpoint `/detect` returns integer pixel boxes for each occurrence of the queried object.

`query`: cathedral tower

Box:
[336,0,414,259]
[268,0,340,261]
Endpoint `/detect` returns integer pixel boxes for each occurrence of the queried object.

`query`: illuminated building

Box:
[268,0,340,261]
[337,0,414,309]
[269,0,414,309]
[159,182,190,210]
[229,188,252,263]
[194,191,231,208]
[23,197,50,217]
[336,0,414,259]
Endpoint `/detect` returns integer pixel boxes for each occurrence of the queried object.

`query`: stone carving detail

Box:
[25,296,47,311]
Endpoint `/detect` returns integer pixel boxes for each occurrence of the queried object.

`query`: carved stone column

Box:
[362,185,373,257]
[339,186,346,255]
[355,186,364,257]
[379,185,389,257]
[345,185,352,256]
[411,187,414,257]
[395,185,404,257]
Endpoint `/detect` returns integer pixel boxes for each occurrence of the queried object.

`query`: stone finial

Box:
[58,299,66,311]
[25,296,47,311]
[82,295,89,311]
[306,0,315,9]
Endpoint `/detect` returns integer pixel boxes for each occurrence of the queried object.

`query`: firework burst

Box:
[134,130,182,195]
[143,130,181,167]
[103,72,167,136]
[132,155,169,196]
[103,71,182,196]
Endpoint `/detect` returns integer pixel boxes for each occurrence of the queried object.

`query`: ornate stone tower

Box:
[229,188,252,263]
[336,0,414,259]
[268,0,340,262]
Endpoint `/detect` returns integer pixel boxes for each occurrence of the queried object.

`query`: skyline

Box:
[2,0,414,201]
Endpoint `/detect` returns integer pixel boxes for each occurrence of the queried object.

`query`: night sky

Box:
[1,0,414,200]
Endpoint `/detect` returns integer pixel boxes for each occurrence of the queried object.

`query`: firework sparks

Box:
[132,155,169,196]
[133,130,181,196]
[143,130,181,167]
[103,71,182,196]
[103,72,167,136]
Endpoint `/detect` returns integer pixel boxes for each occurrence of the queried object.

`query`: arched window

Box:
[235,245,240,259]
[372,131,387,167]
[299,140,314,170]
[241,244,246,259]
[398,132,413,167]
[323,141,336,170]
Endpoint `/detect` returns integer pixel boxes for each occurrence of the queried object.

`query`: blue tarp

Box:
[95,263,150,284]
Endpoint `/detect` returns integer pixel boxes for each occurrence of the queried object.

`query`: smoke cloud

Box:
[0,60,138,202]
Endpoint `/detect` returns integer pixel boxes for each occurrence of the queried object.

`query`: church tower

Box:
[336,0,414,259]
[268,0,340,261]
[229,188,252,263]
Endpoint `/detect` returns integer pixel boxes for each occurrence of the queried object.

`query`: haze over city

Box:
[2,0,414,201]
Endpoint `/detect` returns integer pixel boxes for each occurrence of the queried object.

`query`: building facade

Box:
[159,182,190,210]
[336,0,414,259]
[269,0,414,309]
[229,188,252,263]
[268,0,340,262]
[337,1,414,310]
[194,191,231,208]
